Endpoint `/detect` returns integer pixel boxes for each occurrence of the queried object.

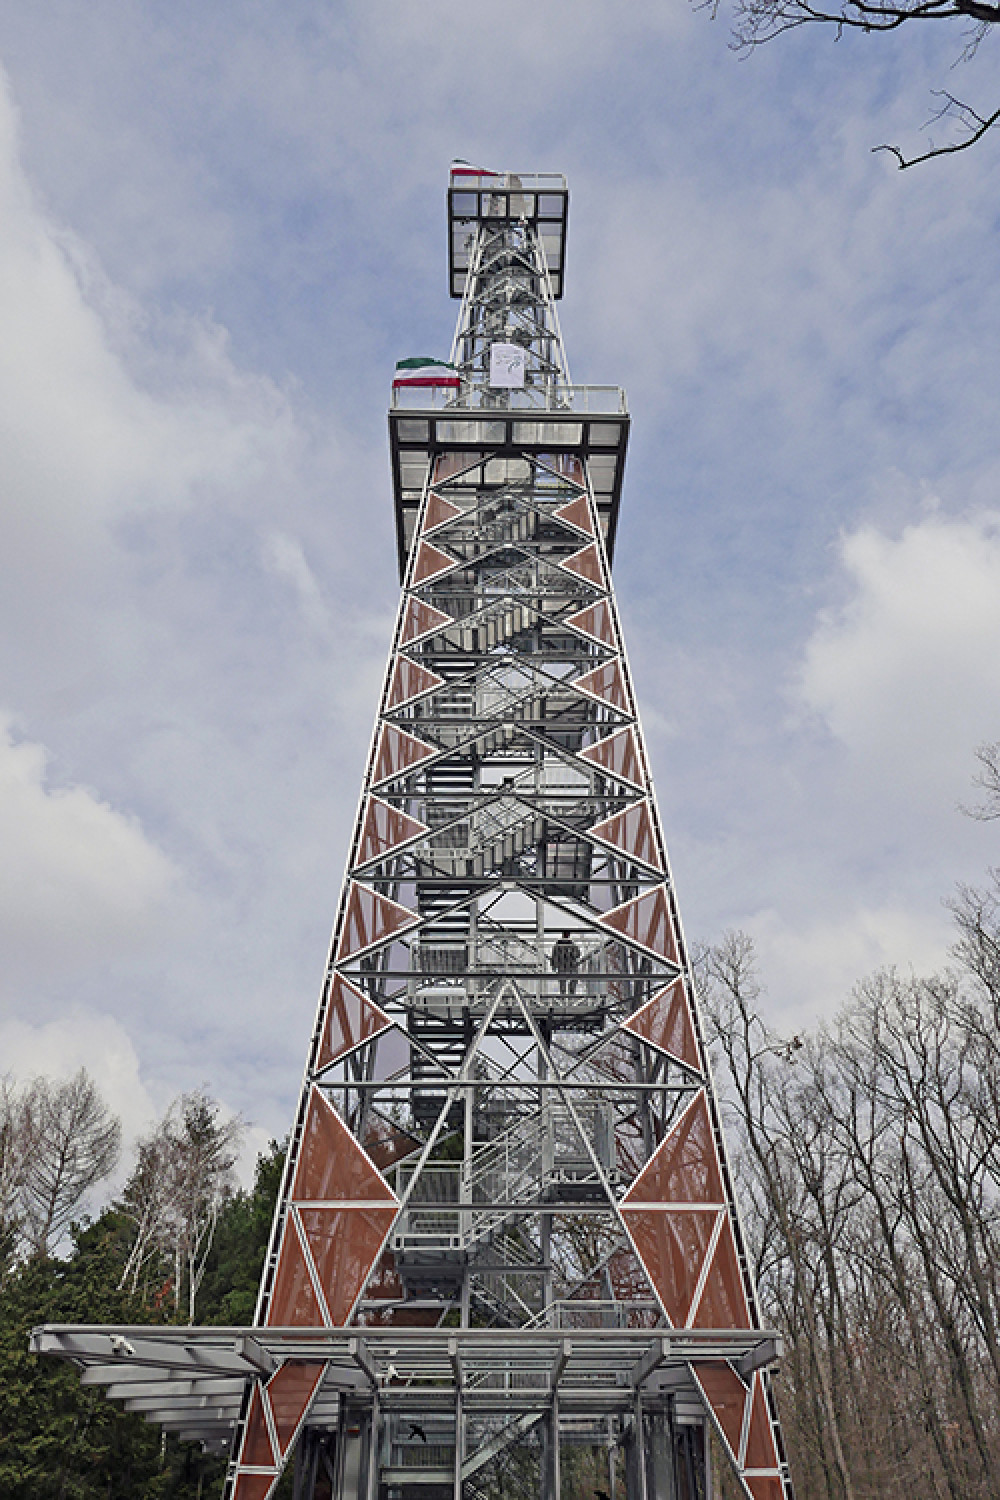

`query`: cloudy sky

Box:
[1,1,999,1173]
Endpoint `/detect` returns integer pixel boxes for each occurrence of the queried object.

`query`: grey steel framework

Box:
[33,170,795,1500]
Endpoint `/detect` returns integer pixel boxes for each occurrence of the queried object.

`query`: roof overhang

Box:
[31,1322,781,1447]
[389,397,629,583]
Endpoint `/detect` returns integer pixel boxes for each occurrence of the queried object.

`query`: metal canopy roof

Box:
[32,1323,781,1450]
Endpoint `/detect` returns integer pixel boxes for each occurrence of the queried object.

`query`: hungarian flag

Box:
[450,159,499,179]
[393,357,462,390]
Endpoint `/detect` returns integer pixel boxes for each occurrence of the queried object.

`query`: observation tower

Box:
[34,169,794,1500]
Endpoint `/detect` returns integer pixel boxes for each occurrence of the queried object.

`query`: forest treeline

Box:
[0,1080,286,1498]
[700,868,1000,1500]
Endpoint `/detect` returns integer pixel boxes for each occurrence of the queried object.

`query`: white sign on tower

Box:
[489,341,527,388]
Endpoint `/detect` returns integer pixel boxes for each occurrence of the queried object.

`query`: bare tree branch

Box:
[961,741,1000,820]
[874,94,1000,166]
[717,0,1000,165]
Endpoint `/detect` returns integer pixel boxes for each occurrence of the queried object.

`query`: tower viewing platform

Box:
[390,167,629,578]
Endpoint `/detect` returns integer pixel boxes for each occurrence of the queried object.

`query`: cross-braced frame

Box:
[32,170,794,1500]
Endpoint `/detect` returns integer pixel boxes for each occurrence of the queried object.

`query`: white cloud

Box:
[745,901,954,1029]
[0,63,301,655]
[0,718,176,988]
[798,509,1000,801]
[0,0,998,1123]
[0,1010,156,1146]
[260,530,331,634]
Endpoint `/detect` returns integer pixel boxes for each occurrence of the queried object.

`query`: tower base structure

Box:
[33,169,795,1500]
[31,1324,783,1499]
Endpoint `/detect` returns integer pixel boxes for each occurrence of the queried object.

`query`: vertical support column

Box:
[292,1428,319,1500]
[634,1394,649,1500]
[363,1388,380,1500]
[461,1073,472,1328]
[453,1385,464,1500]
[539,1022,554,1322]
[339,1401,365,1500]
[542,1393,561,1500]
[624,1404,641,1500]
[675,1420,708,1500]
[327,1397,350,1500]
[646,1405,677,1500]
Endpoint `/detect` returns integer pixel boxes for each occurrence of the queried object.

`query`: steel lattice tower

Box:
[33,170,794,1500]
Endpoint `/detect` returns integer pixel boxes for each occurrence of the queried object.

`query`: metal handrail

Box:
[391,382,627,415]
[450,172,567,192]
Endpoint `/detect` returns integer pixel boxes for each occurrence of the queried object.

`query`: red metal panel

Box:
[266,1217,325,1328]
[620,1206,718,1327]
[561,543,605,586]
[372,724,437,785]
[590,801,661,869]
[299,1205,398,1324]
[553,494,594,535]
[385,656,444,711]
[422,492,463,534]
[291,1088,398,1205]
[240,1383,276,1468]
[623,1092,723,1205]
[580,726,645,786]
[316,975,392,1071]
[623,980,700,1070]
[692,1217,752,1330]
[601,886,680,965]
[412,539,455,583]
[745,1478,784,1500]
[362,1114,422,1170]
[565,599,616,647]
[357,796,428,866]
[400,596,453,645]
[576,660,630,711]
[690,1363,749,1458]
[336,883,418,961]
[607,1246,655,1301]
[265,1361,326,1456]
[743,1374,780,1471]
[232,1475,277,1500]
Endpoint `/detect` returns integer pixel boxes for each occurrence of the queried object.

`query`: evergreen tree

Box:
[0,1214,163,1498]
[0,1134,287,1496]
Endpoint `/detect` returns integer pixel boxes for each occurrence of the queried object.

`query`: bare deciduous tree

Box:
[117,1131,172,1299]
[17,1070,121,1257]
[701,926,1000,1500]
[165,1090,244,1322]
[118,1089,244,1321]
[962,741,1000,821]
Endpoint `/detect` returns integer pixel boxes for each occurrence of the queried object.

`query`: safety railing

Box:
[390,383,626,415]
[449,172,567,192]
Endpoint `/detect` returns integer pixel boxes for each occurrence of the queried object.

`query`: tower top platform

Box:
[390,168,627,579]
[448,167,569,298]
